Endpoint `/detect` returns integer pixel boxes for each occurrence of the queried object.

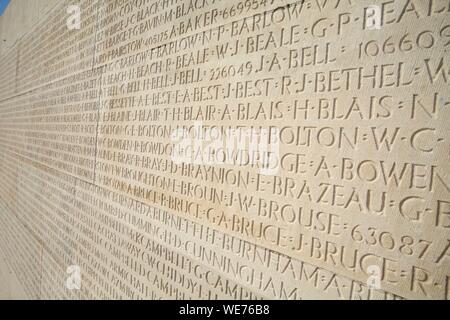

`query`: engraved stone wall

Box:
[0,0,449,300]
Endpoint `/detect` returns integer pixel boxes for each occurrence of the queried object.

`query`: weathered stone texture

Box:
[0,0,449,300]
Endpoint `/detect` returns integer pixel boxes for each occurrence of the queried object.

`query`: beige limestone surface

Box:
[0,0,449,300]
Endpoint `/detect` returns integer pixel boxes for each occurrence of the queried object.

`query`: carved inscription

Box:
[0,0,449,300]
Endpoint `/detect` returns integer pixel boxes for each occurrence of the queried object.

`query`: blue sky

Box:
[0,0,10,16]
